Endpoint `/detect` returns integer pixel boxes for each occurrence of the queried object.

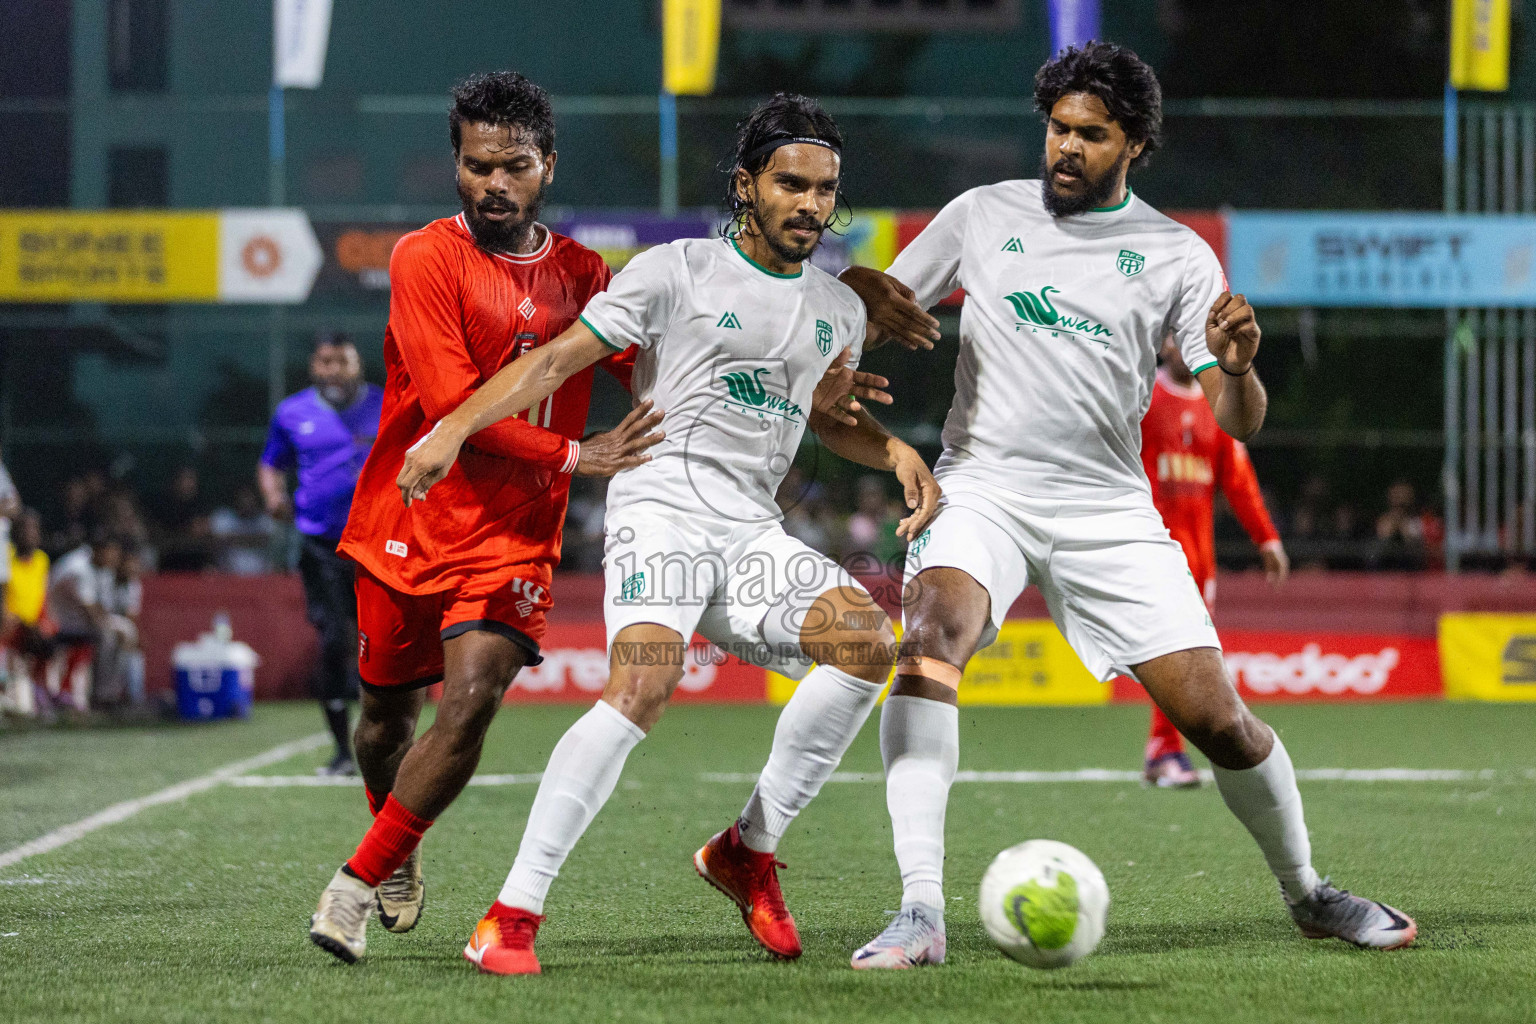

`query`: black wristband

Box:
[1219,360,1252,377]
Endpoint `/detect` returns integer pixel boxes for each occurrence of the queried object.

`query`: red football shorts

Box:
[354,564,552,690]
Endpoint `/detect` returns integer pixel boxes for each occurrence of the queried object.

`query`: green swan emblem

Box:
[1005,286,1061,327]
[721,367,771,406]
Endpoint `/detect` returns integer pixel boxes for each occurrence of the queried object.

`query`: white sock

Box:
[737,664,884,855]
[880,695,959,913]
[1211,733,1321,901]
[498,700,645,914]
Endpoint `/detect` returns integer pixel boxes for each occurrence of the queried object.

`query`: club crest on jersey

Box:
[1117,249,1145,276]
[620,571,646,602]
[1004,286,1113,348]
[814,319,833,355]
[719,367,804,423]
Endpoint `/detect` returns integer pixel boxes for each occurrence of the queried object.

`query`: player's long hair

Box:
[449,71,555,156]
[720,93,852,239]
[1034,41,1162,169]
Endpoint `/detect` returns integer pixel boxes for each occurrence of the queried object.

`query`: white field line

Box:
[699,768,1536,785]
[0,731,330,871]
[8,749,1529,874]
[224,767,1536,788]
[225,772,544,788]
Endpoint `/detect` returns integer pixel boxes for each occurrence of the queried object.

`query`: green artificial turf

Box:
[2,701,1533,1023]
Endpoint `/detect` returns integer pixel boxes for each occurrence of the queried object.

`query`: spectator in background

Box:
[0,458,17,615]
[209,485,279,575]
[45,531,123,710]
[102,487,151,559]
[561,477,610,573]
[152,466,212,571]
[1372,479,1442,570]
[258,331,382,776]
[95,546,146,711]
[3,510,53,704]
[778,466,835,557]
[5,509,50,643]
[845,474,906,566]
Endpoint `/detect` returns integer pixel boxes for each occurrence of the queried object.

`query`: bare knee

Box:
[901,569,989,667]
[602,665,680,732]
[1182,706,1273,770]
[356,692,421,753]
[821,614,897,685]
[433,666,514,754]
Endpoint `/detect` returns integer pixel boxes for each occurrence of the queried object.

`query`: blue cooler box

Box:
[173,639,257,720]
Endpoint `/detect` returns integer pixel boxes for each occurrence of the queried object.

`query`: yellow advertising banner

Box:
[1438,613,1536,701]
[662,0,721,96]
[845,210,899,273]
[1450,0,1511,92]
[769,620,1110,706]
[0,211,219,302]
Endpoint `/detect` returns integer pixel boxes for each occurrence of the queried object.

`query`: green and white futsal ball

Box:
[979,839,1109,969]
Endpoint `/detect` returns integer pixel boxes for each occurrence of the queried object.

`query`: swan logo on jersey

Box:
[1117,249,1145,276]
[1004,286,1114,347]
[719,367,805,423]
[815,319,833,355]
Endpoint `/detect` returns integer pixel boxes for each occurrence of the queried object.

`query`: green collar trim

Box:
[1092,187,1134,213]
[729,234,802,279]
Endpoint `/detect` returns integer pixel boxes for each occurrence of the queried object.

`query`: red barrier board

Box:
[1111,630,1442,703]
[498,623,767,704]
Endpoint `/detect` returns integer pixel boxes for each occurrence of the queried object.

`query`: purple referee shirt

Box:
[260,385,383,541]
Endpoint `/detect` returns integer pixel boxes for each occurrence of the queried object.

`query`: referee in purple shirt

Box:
[257,333,383,775]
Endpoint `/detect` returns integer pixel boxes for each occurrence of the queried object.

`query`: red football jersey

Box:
[1140,370,1279,587]
[340,214,634,595]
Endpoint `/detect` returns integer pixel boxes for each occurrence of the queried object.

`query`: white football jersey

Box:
[887,180,1226,505]
[579,236,866,523]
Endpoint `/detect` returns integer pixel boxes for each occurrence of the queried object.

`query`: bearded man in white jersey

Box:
[838,42,1417,968]
[398,94,942,974]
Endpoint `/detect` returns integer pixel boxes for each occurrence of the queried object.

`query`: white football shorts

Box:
[602,501,874,681]
[902,477,1220,681]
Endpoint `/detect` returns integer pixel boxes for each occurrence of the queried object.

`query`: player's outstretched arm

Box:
[838,266,942,352]
[397,321,615,504]
[808,405,940,541]
[1196,290,1267,441]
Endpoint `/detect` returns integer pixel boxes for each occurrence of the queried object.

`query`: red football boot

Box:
[463,903,544,975]
[693,823,802,959]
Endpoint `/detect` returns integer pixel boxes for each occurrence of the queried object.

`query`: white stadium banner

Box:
[218,209,323,303]
[273,0,333,89]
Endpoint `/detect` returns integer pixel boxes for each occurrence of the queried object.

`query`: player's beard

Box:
[1039,148,1130,218]
[747,198,826,265]
[457,178,547,253]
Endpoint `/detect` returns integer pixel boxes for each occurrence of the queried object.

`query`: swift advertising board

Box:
[1226,212,1536,307]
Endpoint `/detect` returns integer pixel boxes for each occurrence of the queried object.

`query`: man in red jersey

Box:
[1139,331,1288,788]
[308,71,663,964]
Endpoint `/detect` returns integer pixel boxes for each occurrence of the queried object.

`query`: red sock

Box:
[345,794,432,887]
[1146,705,1184,762]
[366,788,387,817]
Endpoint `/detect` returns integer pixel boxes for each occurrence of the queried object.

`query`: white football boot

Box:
[309,867,376,963]
[851,904,947,969]
[377,846,425,933]
[1286,879,1417,949]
